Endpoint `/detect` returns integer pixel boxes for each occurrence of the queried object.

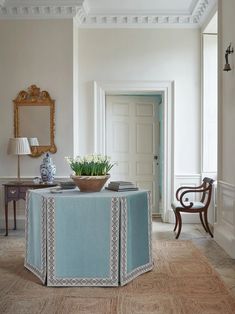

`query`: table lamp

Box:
[7,137,31,182]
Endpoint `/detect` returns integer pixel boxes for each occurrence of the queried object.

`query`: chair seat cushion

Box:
[171,201,205,210]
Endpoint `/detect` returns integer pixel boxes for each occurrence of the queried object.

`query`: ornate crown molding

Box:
[0,0,83,19]
[79,0,217,28]
[79,15,198,29]
[192,0,217,25]
[0,0,217,28]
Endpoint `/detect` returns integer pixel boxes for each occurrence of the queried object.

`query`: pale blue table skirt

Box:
[25,189,153,287]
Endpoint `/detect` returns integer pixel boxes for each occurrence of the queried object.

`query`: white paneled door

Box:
[106,95,160,213]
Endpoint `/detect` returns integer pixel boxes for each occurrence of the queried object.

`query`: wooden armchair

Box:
[171,177,214,239]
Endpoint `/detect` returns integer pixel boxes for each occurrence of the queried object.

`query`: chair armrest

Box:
[179,186,211,209]
[176,183,204,201]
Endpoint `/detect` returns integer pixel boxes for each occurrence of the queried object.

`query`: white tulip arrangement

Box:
[65,154,115,176]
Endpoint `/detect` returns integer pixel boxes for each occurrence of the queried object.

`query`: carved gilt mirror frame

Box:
[14,85,57,157]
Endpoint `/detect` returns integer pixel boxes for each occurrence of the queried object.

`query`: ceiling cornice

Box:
[0,0,83,19]
[0,0,217,29]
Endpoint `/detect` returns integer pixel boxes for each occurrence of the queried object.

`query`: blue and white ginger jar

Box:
[40,153,56,183]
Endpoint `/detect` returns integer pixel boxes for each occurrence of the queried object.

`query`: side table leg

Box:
[5,203,8,236]
[13,200,16,230]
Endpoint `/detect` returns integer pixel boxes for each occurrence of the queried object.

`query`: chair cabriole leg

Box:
[204,211,213,238]
[173,210,178,231]
[13,200,16,230]
[199,212,208,233]
[175,211,182,239]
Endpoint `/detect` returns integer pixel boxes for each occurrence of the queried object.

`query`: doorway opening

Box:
[105,94,162,215]
[93,81,174,222]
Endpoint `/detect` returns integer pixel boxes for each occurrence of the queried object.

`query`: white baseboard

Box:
[0,218,25,231]
[167,209,202,224]
[152,213,161,219]
[214,225,235,259]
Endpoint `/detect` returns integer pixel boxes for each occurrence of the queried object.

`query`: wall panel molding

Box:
[214,180,235,258]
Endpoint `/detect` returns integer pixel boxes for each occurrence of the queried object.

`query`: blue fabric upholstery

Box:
[171,201,205,210]
[25,189,153,286]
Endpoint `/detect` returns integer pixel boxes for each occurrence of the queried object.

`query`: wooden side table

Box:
[3,181,57,236]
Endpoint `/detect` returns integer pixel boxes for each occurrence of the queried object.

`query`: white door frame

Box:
[93,80,174,222]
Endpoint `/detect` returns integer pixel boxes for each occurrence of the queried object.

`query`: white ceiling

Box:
[87,0,199,15]
[0,0,218,28]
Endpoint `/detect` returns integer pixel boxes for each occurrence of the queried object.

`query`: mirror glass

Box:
[18,106,50,145]
[14,85,57,157]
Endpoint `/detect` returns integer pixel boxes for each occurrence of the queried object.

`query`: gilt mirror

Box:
[14,85,57,157]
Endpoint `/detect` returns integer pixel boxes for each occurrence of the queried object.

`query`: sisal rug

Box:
[0,238,235,314]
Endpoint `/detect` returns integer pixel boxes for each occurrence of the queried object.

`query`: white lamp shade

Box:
[28,137,39,146]
[7,137,31,155]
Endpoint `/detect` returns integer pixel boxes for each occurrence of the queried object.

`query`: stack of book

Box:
[106,181,138,192]
[59,181,76,190]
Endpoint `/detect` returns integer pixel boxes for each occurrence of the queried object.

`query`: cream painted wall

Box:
[0,23,202,228]
[78,29,201,174]
[219,1,235,185]
[214,0,235,258]
[0,19,74,178]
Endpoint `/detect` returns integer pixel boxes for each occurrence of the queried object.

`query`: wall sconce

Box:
[223,43,234,72]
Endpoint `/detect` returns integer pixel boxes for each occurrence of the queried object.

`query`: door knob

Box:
[154,155,158,160]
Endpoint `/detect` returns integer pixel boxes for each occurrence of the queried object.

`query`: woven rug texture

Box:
[0,238,235,314]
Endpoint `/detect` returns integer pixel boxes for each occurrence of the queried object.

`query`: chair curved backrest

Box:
[172,177,215,238]
[200,177,214,207]
[175,177,214,210]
